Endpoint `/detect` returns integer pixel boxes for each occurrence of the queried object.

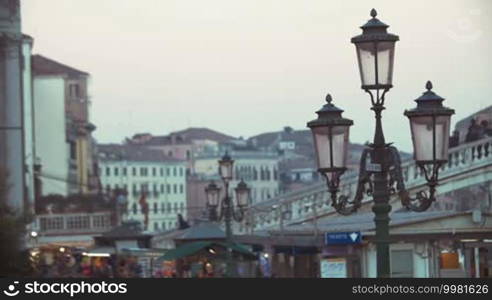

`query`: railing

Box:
[36,211,113,235]
[245,136,492,233]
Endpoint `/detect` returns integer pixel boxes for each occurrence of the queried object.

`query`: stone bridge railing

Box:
[239,136,492,234]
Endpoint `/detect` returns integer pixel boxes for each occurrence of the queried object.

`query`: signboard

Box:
[320,258,347,278]
[365,161,381,172]
[325,231,361,245]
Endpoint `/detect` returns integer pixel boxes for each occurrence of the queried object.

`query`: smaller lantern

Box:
[307,94,353,180]
[205,181,221,208]
[234,179,250,208]
[404,81,455,164]
[218,152,234,181]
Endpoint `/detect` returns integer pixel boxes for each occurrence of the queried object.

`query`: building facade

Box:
[194,149,280,205]
[0,0,25,212]
[98,144,187,233]
[32,54,97,196]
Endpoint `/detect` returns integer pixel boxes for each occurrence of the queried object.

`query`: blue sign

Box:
[325,231,362,245]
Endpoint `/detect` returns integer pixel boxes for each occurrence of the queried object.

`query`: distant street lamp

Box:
[307,9,455,278]
[205,152,250,277]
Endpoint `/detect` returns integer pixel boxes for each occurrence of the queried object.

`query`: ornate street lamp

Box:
[308,9,454,278]
[205,181,221,220]
[204,153,251,277]
[307,94,353,196]
[235,179,251,208]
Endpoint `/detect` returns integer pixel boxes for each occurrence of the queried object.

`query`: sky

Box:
[22,0,492,152]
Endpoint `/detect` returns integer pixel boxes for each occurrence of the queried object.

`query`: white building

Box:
[32,54,96,196]
[32,59,70,196]
[98,144,187,232]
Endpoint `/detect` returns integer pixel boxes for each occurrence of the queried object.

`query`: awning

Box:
[158,241,257,261]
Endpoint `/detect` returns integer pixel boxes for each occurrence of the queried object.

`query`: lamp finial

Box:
[325,94,332,104]
[426,80,433,91]
[370,8,377,18]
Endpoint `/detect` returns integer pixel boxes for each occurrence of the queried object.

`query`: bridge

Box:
[242,136,492,234]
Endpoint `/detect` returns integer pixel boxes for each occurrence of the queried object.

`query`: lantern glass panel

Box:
[409,115,451,162]
[376,41,395,86]
[311,125,350,170]
[219,161,233,181]
[206,188,220,207]
[355,41,395,87]
[235,188,249,208]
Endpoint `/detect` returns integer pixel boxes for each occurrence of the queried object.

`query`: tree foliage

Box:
[0,167,33,277]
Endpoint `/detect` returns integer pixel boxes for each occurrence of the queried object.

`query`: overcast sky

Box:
[22,0,492,152]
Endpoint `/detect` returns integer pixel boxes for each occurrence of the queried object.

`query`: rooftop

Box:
[98,144,184,163]
[129,127,236,146]
[32,54,89,77]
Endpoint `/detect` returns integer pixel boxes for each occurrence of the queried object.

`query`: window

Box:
[162,222,166,230]
[93,215,110,228]
[173,203,178,213]
[186,150,191,159]
[106,167,111,176]
[40,216,64,231]
[132,167,137,176]
[140,167,148,176]
[167,202,171,213]
[106,184,111,193]
[161,203,165,213]
[153,203,158,214]
[154,222,159,231]
[166,168,170,176]
[180,184,184,194]
[169,222,173,228]
[67,216,90,230]
[132,203,137,215]
[70,141,76,160]
[391,250,414,278]
[173,167,177,176]
[168,151,173,157]
[69,83,80,97]
[180,202,184,212]
[179,167,183,176]
[160,184,165,193]
[152,167,157,176]
[173,184,177,194]
[122,167,127,176]
[167,184,171,194]
[114,167,119,176]
[160,168,164,176]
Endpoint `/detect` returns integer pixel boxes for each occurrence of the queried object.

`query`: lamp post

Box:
[307,9,455,278]
[205,152,250,277]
